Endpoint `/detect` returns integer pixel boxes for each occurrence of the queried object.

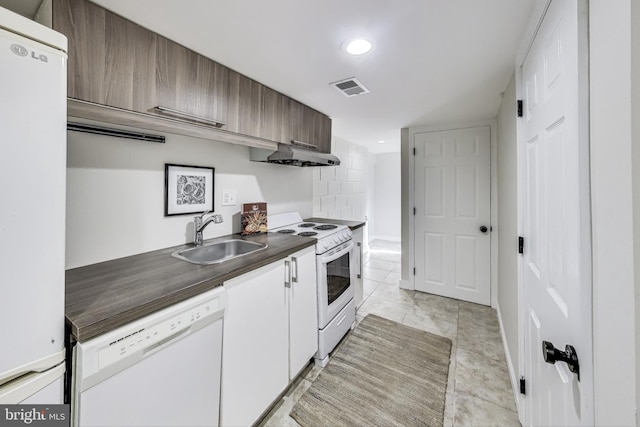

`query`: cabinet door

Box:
[313,112,332,153]
[52,0,157,112]
[289,100,313,147]
[289,247,318,379]
[261,87,290,143]
[226,70,262,136]
[156,36,228,125]
[221,261,288,427]
[289,101,332,153]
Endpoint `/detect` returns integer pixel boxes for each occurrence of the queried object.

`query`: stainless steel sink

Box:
[171,239,267,265]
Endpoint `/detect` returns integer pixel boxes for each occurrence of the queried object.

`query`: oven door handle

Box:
[319,241,354,264]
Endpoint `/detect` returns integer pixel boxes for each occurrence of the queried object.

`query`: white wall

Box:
[496,72,519,404]
[365,151,377,252]
[310,136,401,243]
[373,152,401,241]
[590,1,637,424]
[633,0,640,418]
[66,128,312,268]
[311,136,371,222]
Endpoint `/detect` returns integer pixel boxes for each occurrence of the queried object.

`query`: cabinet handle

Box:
[357,242,363,279]
[291,139,318,150]
[284,260,291,288]
[154,106,227,128]
[291,257,298,283]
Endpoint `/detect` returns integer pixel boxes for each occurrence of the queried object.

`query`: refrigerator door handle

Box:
[0,363,65,404]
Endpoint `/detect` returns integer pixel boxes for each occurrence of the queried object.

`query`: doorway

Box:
[517,0,593,424]
[412,126,492,306]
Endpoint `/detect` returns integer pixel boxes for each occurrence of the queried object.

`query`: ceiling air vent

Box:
[330,77,370,97]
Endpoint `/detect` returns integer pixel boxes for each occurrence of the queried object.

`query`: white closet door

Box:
[414,126,491,305]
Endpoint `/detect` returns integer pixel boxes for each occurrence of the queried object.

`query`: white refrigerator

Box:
[0,6,68,404]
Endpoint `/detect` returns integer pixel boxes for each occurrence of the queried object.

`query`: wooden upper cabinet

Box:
[155,37,228,126]
[313,112,332,153]
[260,87,290,144]
[52,0,331,151]
[53,0,157,112]
[289,100,331,153]
[226,71,262,136]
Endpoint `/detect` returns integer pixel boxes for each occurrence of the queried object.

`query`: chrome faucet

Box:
[194,210,224,246]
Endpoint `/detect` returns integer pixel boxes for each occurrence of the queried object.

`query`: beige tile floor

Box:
[261,240,520,427]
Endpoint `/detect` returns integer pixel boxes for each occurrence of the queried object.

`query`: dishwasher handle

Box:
[77,288,226,393]
[142,327,192,359]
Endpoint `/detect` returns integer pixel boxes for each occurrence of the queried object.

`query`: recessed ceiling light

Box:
[346,39,372,55]
[377,140,386,144]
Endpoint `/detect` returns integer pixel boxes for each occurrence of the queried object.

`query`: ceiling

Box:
[3,0,535,153]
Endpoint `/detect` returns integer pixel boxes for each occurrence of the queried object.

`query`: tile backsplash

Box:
[312,137,370,221]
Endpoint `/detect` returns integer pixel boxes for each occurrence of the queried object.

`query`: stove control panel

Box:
[318,229,352,253]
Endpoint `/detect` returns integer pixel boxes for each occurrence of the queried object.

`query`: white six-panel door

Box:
[414,126,491,305]
[520,0,593,424]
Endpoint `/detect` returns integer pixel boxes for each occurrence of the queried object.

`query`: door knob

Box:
[542,341,580,380]
[479,226,488,233]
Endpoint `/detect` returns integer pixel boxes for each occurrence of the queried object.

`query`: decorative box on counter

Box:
[241,202,267,235]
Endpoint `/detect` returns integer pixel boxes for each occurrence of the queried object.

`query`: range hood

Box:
[250,143,340,167]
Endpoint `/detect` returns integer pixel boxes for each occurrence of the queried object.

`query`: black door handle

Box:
[479,226,488,233]
[542,341,580,380]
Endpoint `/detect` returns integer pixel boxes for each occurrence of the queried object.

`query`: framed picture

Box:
[164,164,214,216]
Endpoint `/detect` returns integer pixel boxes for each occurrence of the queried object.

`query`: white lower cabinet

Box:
[288,246,318,380]
[221,246,317,427]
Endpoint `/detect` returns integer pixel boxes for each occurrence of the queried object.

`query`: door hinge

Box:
[413,147,416,156]
[413,207,416,215]
[413,267,416,275]
[519,377,526,395]
[517,100,523,117]
[518,236,524,254]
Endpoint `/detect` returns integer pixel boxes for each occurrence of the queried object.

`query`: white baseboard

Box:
[496,303,524,424]
[370,234,401,242]
[399,279,413,290]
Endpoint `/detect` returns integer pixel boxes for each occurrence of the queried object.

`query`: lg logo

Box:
[10,43,48,62]
[10,43,27,56]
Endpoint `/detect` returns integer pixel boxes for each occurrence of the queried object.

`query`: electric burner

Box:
[298,231,318,237]
[313,224,337,231]
[268,212,351,255]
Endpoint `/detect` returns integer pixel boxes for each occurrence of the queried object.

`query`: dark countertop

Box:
[304,217,366,231]
[66,232,315,342]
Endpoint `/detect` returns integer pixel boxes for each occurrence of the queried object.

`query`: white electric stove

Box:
[269,212,352,254]
[269,212,356,366]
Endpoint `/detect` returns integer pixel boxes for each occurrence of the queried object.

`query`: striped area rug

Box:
[290,314,452,427]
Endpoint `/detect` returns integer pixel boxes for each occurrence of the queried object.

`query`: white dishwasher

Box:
[72,286,226,427]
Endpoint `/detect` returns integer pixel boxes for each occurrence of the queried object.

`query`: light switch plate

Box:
[222,189,237,206]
